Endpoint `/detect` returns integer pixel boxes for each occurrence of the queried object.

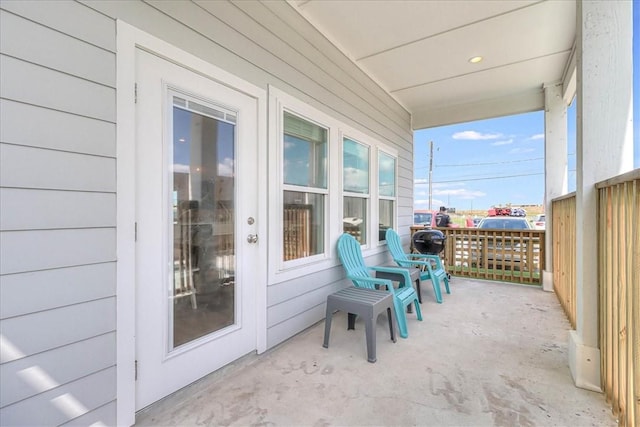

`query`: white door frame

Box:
[116,20,267,426]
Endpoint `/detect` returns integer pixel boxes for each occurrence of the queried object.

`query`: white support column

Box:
[571,0,634,392]
[542,83,568,292]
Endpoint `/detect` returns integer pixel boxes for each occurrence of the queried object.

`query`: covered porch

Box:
[135,277,615,426]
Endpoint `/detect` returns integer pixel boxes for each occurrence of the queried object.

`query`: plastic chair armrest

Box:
[346,275,394,291]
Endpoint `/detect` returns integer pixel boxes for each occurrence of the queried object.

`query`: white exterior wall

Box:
[0,1,413,424]
[570,0,634,391]
[542,83,568,292]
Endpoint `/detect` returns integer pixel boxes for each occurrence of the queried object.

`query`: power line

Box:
[436,157,543,167]
[431,169,576,184]
[415,152,576,170]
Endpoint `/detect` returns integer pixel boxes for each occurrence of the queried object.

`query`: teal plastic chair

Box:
[336,233,422,338]
[385,229,450,304]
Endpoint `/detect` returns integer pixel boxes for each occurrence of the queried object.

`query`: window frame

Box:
[267,86,399,283]
[341,134,371,246]
[376,148,398,245]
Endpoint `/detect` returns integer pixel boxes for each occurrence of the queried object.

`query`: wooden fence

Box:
[410,226,545,285]
[597,170,639,427]
[551,193,577,329]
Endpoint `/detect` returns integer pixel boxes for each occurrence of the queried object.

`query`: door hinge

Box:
[134,222,138,241]
[134,83,138,104]
[135,360,138,381]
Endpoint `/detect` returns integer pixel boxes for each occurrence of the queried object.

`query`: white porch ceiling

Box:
[291,0,576,129]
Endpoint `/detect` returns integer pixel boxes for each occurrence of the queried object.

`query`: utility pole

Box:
[428,141,433,211]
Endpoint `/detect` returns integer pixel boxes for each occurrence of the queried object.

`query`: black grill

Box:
[412,230,446,255]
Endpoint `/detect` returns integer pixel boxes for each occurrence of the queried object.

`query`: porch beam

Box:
[542,83,568,292]
[571,0,634,392]
[411,89,543,130]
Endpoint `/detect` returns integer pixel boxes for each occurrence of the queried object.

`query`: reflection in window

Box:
[283,191,324,260]
[171,97,236,349]
[343,138,369,244]
[283,112,327,188]
[283,112,328,261]
[378,152,396,242]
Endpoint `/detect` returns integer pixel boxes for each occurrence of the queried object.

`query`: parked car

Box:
[413,210,437,228]
[474,216,536,271]
[476,216,532,230]
[533,214,546,230]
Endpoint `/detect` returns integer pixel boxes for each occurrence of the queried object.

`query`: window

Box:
[343,137,369,244]
[378,151,396,242]
[282,111,327,261]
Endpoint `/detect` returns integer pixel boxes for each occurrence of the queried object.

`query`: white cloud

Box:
[508,147,535,154]
[433,188,486,199]
[530,133,544,140]
[490,139,514,146]
[452,130,503,140]
[218,157,235,176]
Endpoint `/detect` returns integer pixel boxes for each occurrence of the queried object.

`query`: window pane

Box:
[284,112,327,188]
[172,103,235,349]
[378,199,394,242]
[343,196,367,244]
[343,138,369,194]
[378,152,396,197]
[283,191,325,260]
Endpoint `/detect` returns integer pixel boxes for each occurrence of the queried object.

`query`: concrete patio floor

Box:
[136,278,616,426]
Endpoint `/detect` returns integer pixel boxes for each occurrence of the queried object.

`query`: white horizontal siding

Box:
[0,366,116,426]
[0,332,115,407]
[0,298,115,364]
[0,98,116,157]
[0,228,116,275]
[0,263,116,319]
[60,401,116,426]
[0,0,115,52]
[0,55,115,122]
[267,303,327,349]
[0,1,118,424]
[0,10,115,87]
[0,144,115,192]
[268,280,343,328]
[268,265,345,307]
[0,189,116,231]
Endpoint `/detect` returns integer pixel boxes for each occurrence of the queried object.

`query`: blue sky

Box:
[414,6,639,212]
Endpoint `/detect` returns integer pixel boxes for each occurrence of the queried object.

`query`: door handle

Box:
[247,234,258,244]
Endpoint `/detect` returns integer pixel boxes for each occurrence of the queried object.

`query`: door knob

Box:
[247,234,258,244]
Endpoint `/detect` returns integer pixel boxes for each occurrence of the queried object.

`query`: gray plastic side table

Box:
[323,287,397,363]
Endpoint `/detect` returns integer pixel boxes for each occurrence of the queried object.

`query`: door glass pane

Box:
[171,96,236,349]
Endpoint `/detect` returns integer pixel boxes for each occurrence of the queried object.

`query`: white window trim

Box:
[268,85,398,284]
[341,132,372,248]
[376,147,398,245]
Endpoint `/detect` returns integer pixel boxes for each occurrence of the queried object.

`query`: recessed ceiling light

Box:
[469,56,483,64]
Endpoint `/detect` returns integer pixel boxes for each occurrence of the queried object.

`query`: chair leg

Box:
[393,298,409,339]
[443,276,451,294]
[386,307,397,343]
[415,278,422,303]
[323,306,333,348]
[347,313,357,330]
[413,297,423,321]
[432,276,443,303]
[364,317,376,363]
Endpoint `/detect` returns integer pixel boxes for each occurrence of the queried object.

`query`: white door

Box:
[135,49,258,410]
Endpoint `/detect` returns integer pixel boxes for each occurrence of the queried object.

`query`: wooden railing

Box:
[597,169,639,427]
[410,226,545,285]
[551,193,577,329]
